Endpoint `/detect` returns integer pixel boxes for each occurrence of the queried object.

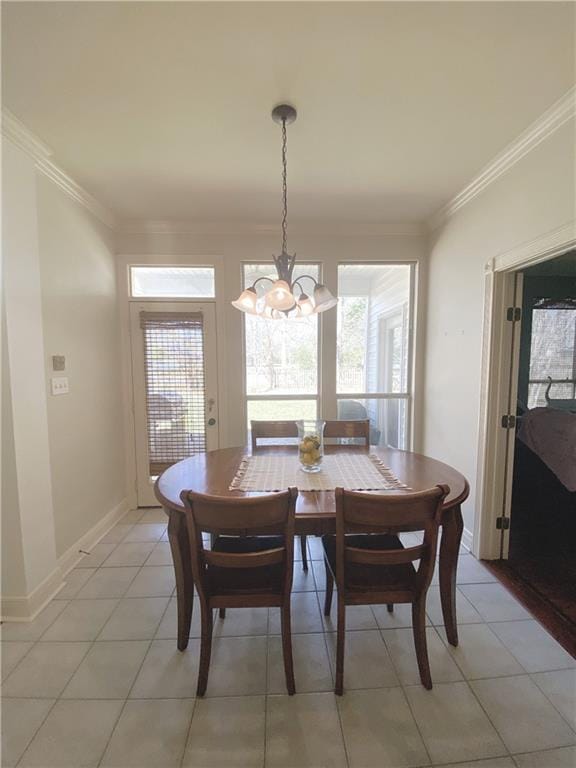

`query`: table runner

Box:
[229,453,410,492]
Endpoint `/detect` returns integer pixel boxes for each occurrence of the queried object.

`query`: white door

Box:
[130,302,219,506]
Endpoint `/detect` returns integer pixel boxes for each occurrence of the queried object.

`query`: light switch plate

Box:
[51,376,69,396]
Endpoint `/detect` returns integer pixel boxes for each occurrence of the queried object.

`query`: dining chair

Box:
[322,484,449,694]
[250,419,308,570]
[180,486,298,696]
[324,418,370,446]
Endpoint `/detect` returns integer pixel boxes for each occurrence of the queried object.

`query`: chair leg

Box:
[335,596,346,696]
[412,598,432,690]
[300,535,308,571]
[281,603,296,695]
[197,602,214,697]
[387,603,394,613]
[219,607,226,619]
[324,562,334,616]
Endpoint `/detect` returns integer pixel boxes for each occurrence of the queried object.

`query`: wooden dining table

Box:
[155,445,470,652]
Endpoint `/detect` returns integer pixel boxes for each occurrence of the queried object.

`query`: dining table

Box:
[155,444,470,652]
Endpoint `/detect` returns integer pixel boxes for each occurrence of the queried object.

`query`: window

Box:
[337,264,412,448]
[527,299,576,408]
[243,264,319,426]
[130,266,215,298]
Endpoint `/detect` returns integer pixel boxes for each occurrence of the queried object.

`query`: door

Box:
[130,302,219,506]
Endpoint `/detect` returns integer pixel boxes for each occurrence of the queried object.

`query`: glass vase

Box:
[296,420,325,473]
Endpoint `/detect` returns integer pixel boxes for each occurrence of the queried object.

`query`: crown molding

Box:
[119,218,424,237]
[429,86,576,232]
[2,109,116,230]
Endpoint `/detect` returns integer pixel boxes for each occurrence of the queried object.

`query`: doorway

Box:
[130,301,219,506]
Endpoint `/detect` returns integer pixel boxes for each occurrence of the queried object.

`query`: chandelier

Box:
[232,104,337,319]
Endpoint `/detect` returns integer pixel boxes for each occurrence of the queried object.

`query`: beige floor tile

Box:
[382,626,463,685]
[62,640,150,698]
[204,635,267,697]
[435,760,514,768]
[306,535,324,560]
[513,746,576,768]
[182,695,265,767]
[101,542,155,567]
[0,601,68,641]
[2,641,90,697]
[98,597,169,640]
[76,566,139,599]
[75,541,117,568]
[154,596,202,639]
[338,687,430,767]
[55,568,95,598]
[138,508,168,523]
[212,606,269,637]
[130,638,200,698]
[325,629,399,689]
[459,583,531,622]
[471,675,576,754]
[123,523,166,542]
[100,698,195,767]
[41,599,118,641]
[120,509,145,523]
[442,623,525,679]
[19,699,124,767]
[456,554,498,584]
[269,592,323,634]
[292,560,318,591]
[1,641,33,680]
[266,692,348,767]
[125,565,175,597]
[268,633,333,694]
[145,541,173,566]
[405,680,506,764]
[99,523,134,544]
[372,602,432,629]
[425,586,483,626]
[531,669,576,730]
[489,620,576,673]
[1,698,55,767]
[311,558,328,590]
[320,594,378,631]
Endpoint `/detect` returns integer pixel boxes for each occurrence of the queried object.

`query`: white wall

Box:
[423,121,575,541]
[36,175,126,557]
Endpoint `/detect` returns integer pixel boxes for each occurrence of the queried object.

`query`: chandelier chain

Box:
[281,117,288,254]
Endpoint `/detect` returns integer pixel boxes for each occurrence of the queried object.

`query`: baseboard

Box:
[461,526,473,553]
[1,497,128,622]
[57,498,129,577]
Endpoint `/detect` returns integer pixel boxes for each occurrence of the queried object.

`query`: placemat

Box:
[229,453,410,492]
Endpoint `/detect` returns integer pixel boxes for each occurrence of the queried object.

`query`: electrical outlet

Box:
[51,377,69,396]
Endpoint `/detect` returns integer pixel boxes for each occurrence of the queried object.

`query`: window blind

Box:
[140,311,206,475]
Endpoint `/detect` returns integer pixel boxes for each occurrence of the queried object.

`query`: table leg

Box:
[166,509,193,651]
[439,504,464,646]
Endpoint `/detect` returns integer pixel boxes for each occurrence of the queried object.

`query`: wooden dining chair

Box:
[180,486,298,696]
[250,419,308,570]
[323,484,449,694]
[324,419,370,446]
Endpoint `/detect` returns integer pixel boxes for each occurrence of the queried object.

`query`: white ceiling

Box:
[2,2,574,225]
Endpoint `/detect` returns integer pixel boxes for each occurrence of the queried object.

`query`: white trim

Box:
[429,87,576,231]
[1,498,128,622]
[119,218,425,237]
[461,527,473,553]
[474,223,576,560]
[1,109,116,230]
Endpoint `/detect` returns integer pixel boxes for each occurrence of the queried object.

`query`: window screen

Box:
[140,311,206,474]
[528,299,576,407]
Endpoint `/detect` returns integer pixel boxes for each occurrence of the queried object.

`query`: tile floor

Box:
[2,508,575,767]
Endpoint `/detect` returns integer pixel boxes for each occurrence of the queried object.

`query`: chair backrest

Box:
[180,487,297,597]
[335,485,449,594]
[324,419,370,446]
[251,420,298,452]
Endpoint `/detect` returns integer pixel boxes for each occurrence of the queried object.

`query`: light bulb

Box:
[265,280,295,311]
[313,284,338,313]
[231,286,258,314]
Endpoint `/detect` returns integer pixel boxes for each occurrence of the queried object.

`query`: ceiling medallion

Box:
[232,104,337,319]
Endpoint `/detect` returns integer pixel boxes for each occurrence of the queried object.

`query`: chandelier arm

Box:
[251,276,276,292]
[291,275,319,292]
